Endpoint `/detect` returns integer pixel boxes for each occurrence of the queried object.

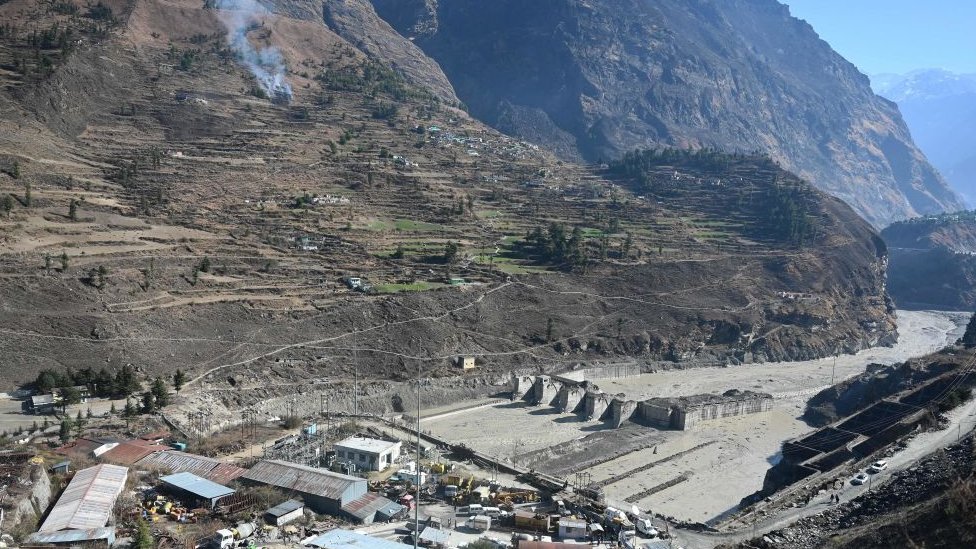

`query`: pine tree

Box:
[68,199,77,221]
[59,418,73,442]
[123,399,138,417]
[141,391,155,414]
[1,194,12,217]
[60,251,69,271]
[134,518,154,549]
[44,253,51,275]
[151,377,169,407]
[173,369,186,392]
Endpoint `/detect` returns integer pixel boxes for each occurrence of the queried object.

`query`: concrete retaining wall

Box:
[511,374,536,401]
[583,391,611,420]
[531,376,562,406]
[682,395,771,429]
[609,398,639,428]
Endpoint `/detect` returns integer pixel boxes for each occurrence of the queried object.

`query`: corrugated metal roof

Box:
[137,450,222,477]
[303,529,413,549]
[341,493,392,521]
[101,441,169,465]
[135,450,245,484]
[242,460,364,501]
[208,462,247,484]
[419,527,450,545]
[38,464,128,532]
[267,499,304,517]
[55,438,105,459]
[27,527,115,544]
[160,472,235,500]
[375,500,406,521]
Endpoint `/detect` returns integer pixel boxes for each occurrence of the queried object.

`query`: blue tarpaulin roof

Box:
[160,471,235,500]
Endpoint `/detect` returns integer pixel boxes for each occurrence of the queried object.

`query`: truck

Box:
[466,514,492,532]
[210,522,257,549]
[634,518,658,537]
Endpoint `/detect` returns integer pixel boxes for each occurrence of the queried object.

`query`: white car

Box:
[867,460,889,474]
[851,472,869,485]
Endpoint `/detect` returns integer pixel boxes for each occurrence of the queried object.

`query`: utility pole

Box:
[414,376,422,549]
[354,366,359,418]
[831,357,837,385]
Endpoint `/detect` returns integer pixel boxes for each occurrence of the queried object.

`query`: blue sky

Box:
[783,0,976,75]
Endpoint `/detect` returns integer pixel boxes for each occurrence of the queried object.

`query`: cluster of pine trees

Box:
[32,365,186,399]
[520,223,587,270]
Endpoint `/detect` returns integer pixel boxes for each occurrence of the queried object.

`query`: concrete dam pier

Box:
[511,373,772,430]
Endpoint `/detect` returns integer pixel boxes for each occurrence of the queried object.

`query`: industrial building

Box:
[241,460,367,515]
[27,463,128,546]
[160,471,236,508]
[334,436,402,472]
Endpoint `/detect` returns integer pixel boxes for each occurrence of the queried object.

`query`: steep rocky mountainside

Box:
[0,0,891,428]
[723,434,976,549]
[368,0,962,227]
[882,212,976,309]
[874,69,976,206]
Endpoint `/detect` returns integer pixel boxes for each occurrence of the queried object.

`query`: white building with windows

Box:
[334,437,401,472]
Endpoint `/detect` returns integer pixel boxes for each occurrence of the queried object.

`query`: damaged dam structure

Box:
[511,374,772,430]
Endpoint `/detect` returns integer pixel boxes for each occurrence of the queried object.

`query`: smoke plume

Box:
[216,0,292,99]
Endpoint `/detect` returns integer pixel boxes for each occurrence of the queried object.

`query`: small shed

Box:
[50,461,71,475]
[160,472,235,508]
[558,519,587,540]
[265,499,305,526]
[457,356,476,370]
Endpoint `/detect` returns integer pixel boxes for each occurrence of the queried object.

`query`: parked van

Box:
[483,506,502,517]
[466,515,492,531]
[467,504,484,515]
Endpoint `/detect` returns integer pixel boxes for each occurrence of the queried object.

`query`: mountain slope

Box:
[882,212,976,310]
[873,69,976,206]
[0,0,892,434]
[369,0,962,227]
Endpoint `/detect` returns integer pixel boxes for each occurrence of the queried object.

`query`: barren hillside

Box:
[0,0,891,422]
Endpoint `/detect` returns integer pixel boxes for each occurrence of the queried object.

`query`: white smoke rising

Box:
[216,0,292,99]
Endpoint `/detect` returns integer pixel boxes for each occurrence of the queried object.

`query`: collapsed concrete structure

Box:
[511,374,772,430]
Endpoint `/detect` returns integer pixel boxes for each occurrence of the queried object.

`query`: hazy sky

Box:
[783,0,976,75]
